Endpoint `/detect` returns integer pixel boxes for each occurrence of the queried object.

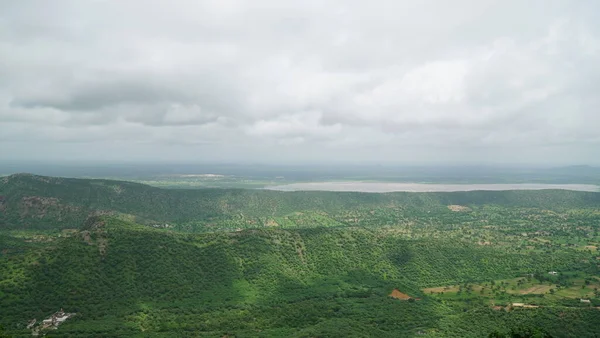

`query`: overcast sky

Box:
[1,0,599,165]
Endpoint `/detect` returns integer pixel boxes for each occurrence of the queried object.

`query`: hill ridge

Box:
[1,174,599,231]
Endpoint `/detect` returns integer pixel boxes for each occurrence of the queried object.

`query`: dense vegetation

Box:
[1,174,599,337]
[2,173,599,231]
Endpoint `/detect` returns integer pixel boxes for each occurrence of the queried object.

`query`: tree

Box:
[508,325,554,338]
[489,330,507,338]
[0,325,10,338]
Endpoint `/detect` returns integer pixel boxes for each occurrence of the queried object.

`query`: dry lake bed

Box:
[264,182,600,193]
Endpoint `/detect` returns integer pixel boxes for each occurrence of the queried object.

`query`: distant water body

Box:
[264,182,600,193]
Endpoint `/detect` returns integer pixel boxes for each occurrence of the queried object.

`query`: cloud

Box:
[11,77,183,112]
[1,0,599,164]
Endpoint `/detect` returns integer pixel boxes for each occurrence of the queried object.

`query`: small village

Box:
[28,309,76,336]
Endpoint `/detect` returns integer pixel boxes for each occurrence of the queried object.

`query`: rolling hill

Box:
[1,174,600,337]
[2,173,599,231]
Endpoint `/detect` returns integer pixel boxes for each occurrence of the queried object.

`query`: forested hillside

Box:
[2,218,599,337]
[1,174,600,337]
[1,173,599,231]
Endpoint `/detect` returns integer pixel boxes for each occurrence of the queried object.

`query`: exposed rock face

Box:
[18,196,80,219]
[81,216,109,256]
[82,215,107,230]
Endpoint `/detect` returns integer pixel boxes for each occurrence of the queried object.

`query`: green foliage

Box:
[2,173,599,231]
[0,325,10,338]
[1,174,600,337]
[2,220,599,337]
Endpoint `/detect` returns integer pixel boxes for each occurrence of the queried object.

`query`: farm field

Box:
[423,274,600,305]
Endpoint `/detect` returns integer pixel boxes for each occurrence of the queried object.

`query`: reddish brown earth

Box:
[389,289,420,300]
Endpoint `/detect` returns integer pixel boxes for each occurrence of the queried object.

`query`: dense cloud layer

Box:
[1,0,599,164]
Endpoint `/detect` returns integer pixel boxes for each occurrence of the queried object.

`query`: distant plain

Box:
[264,182,600,192]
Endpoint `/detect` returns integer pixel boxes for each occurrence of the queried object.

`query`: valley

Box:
[0,173,599,337]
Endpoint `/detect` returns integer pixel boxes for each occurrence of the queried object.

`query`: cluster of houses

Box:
[28,309,75,336]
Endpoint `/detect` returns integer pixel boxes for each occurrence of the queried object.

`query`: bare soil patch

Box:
[80,231,93,245]
[447,205,472,212]
[389,289,418,300]
[511,303,539,308]
[265,219,279,227]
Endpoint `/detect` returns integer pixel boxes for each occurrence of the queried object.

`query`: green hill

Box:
[2,173,599,231]
[1,174,600,337]
[2,217,599,337]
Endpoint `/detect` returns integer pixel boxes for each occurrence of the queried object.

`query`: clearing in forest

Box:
[511,303,539,308]
[265,219,279,227]
[447,205,472,212]
[389,289,419,300]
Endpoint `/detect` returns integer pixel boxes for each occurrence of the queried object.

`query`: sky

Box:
[1,0,599,165]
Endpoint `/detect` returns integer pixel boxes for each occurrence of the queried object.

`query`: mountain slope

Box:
[1,173,599,231]
[1,174,600,337]
[2,217,598,337]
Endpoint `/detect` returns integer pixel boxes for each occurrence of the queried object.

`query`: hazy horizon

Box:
[2,161,600,185]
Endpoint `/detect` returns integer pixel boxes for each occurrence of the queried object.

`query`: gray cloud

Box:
[11,78,182,112]
[1,0,599,164]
